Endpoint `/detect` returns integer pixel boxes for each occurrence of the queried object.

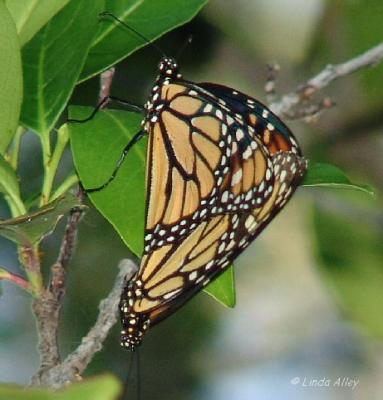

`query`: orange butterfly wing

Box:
[119,58,307,349]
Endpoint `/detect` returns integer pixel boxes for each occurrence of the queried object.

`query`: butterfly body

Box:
[119,58,307,350]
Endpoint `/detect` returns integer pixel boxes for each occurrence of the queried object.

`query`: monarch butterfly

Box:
[119,57,308,350]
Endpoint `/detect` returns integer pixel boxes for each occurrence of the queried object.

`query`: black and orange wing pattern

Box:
[119,58,307,349]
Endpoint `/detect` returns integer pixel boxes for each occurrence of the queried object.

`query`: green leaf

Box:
[302,162,375,196]
[0,154,25,216]
[69,107,236,306]
[0,193,83,246]
[0,2,23,153]
[5,0,70,46]
[205,265,236,308]
[314,203,383,338]
[0,385,50,400]
[20,0,103,136]
[80,0,208,82]
[0,374,121,400]
[69,107,146,255]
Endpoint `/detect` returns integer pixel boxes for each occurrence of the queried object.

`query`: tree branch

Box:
[270,41,383,117]
[99,67,115,108]
[31,68,121,388]
[31,189,85,384]
[31,259,138,389]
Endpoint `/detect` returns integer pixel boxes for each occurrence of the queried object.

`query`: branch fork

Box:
[270,41,383,118]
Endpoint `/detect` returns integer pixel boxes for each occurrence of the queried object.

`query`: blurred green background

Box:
[1,0,382,399]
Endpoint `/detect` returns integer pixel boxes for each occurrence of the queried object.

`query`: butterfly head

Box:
[158,57,182,80]
[119,309,151,351]
[119,280,151,351]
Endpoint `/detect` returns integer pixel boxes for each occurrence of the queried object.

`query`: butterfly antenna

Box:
[176,34,193,60]
[99,11,166,58]
[120,352,135,400]
[136,347,142,400]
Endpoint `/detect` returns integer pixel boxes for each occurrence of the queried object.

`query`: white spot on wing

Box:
[227,116,235,125]
[245,215,255,230]
[218,242,226,253]
[216,109,223,119]
[204,104,213,113]
[189,271,198,281]
[243,147,252,159]
[206,260,214,270]
[163,289,181,299]
[231,169,243,186]
[236,129,244,141]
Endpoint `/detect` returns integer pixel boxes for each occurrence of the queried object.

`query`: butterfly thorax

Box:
[143,57,183,126]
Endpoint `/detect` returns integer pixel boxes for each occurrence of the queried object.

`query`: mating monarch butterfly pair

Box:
[97,55,308,351]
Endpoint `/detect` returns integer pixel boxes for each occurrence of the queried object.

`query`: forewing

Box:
[144,82,276,254]
[196,82,302,156]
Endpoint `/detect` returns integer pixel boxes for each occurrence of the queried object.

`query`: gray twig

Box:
[31,259,138,389]
[31,189,85,384]
[99,67,116,107]
[264,63,280,104]
[270,41,383,117]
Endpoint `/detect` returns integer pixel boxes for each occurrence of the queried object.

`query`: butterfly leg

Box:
[67,95,144,124]
[85,129,146,193]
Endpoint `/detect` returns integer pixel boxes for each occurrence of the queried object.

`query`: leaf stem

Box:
[40,126,69,206]
[19,244,43,296]
[1,127,27,217]
[0,267,33,294]
[39,133,51,206]
[4,192,27,217]
[8,126,26,170]
[50,172,79,202]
